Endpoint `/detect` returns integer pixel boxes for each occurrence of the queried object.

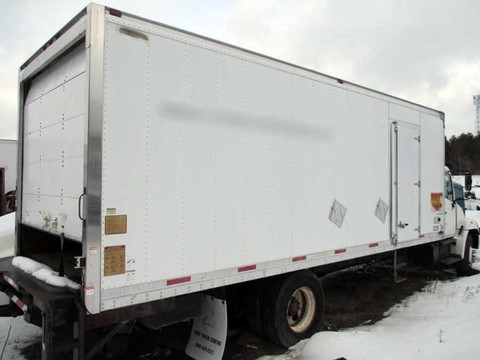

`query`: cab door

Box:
[443,172,456,237]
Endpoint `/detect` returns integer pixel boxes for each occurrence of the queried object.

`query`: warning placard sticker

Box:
[104,245,126,276]
[431,192,443,212]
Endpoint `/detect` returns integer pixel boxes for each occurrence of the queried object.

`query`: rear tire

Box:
[457,234,473,276]
[262,271,324,348]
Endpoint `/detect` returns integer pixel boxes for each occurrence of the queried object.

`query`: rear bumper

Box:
[0,256,81,327]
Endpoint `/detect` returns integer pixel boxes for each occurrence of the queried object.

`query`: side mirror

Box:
[465,172,472,191]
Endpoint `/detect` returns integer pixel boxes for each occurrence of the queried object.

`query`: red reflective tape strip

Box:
[369,243,379,248]
[335,249,346,254]
[109,9,123,17]
[419,234,425,238]
[238,265,256,272]
[166,276,191,286]
[292,256,307,262]
[11,295,27,312]
[3,275,19,292]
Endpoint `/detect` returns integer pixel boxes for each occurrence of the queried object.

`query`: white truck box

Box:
[16,4,456,316]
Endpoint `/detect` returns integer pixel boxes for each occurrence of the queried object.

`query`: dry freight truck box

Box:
[0,3,477,360]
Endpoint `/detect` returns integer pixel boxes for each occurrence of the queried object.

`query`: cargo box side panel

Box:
[22,43,86,240]
[100,20,353,298]
[100,22,149,291]
[148,37,218,279]
[344,92,390,247]
[100,14,446,309]
[420,113,444,235]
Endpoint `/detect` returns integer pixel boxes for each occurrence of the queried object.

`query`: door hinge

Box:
[414,181,421,187]
[391,233,398,245]
[75,256,86,269]
[414,136,421,142]
[393,122,398,133]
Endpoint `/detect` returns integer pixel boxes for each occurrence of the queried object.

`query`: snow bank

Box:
[0,212,15,258]
[12,257,80,290]
[260,272,480,360]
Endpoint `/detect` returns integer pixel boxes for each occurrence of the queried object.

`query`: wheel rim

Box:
[286,286,316,333]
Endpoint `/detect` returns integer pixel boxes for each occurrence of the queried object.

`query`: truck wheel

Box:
[457,234,473,276]
[262,271,324,348]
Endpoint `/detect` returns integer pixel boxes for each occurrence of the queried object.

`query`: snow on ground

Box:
[260,260,480,360]
[0,213,40,360]
[452,175,480,188]
[0,214,14,307]
[0,213,14,259]
[0,317,41,360]
[452,175,480,201]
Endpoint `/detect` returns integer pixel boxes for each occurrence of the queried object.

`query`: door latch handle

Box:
[78,192,86,221]
[398,221,409,229]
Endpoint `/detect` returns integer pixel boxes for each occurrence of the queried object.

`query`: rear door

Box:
[21,43,86,241]
[392,121,421,243]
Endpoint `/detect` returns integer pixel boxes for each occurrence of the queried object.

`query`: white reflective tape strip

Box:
[11,295,27,312]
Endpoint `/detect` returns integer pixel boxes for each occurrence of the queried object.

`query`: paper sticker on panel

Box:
[105,215,127,235]
[104,245,126,276]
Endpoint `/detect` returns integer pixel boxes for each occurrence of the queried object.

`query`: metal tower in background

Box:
[474,95,480,134]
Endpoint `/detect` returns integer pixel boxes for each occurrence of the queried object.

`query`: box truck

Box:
[0,4,478,359]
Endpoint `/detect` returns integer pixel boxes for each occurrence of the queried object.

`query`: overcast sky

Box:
[1,0,479,140]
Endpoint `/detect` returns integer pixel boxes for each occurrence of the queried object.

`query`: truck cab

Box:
[444,167,479,269]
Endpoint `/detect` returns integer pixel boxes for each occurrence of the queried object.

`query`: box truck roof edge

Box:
[20,3,444,121]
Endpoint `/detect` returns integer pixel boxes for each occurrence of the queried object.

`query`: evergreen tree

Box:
[446,132,480,174]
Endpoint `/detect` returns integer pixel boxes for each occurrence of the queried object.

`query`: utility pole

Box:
[474,95,480,134]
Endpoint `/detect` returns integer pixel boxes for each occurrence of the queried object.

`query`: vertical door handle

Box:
[78,193,86,221]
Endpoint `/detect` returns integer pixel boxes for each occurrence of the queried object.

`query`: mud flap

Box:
[185,295,227,360]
